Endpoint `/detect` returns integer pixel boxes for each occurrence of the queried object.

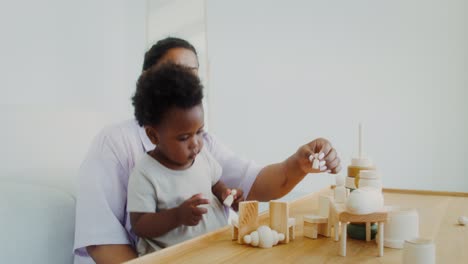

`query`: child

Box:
[127,63,242,255]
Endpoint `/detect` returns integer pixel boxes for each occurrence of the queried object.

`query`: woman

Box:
[73,37,341,264]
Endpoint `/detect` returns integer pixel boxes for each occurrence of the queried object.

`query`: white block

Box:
[318,195,330,217]
[334,186,347,203]
[312,159,320,169]
[458,216,467,225]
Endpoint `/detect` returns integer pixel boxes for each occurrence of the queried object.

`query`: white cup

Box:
[384,208,419,248]
[402,238,435,264]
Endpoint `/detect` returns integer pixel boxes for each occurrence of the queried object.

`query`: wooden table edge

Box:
[124,186,468,263]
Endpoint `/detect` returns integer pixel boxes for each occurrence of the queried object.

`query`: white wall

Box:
[206,0,468,193]
[0,0,147,183]
[146,0,211,127]
[1,0,466,195]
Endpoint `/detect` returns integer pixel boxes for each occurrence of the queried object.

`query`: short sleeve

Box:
[127,160,157,213]
[73,134,133,257]
[203,133,262,198]
[204,149,222,186]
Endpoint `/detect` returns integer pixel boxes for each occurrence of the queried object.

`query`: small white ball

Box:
[278,233,285,241]
[250,231,259,246]
[244,235,252,244]
[257,225,274,248]
[271,230,279,245]
[458,216,468,225]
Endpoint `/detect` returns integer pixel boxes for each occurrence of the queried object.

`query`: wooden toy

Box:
[243,225,285,248]
[269,200,295,243]
[334,175,347,203]
[304,195,332,239]
[231,201,259,244]
[303,215,328,239]
[338,211,387,257]
[330,200,345,242]
[346,123,376,189]
[345,187,384,215]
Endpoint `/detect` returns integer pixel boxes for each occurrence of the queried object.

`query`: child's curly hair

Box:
[132,63,203,126]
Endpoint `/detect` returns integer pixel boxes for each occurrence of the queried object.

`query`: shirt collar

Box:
[137,122,155,152]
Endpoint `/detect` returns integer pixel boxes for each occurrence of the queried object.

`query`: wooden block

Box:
[304,215,330,238]
[338,212,387,223]
[366,222,371,242]
[238,201,259,244]
[319,195,331,217]
[269,201,290,243]
[288,218,296,240]
[303,215,328,224]
[333,220,340,241]
[303,221,318,239]
[340,222,347,256]
[318,221,331,237]
[335,209,387,257]
[378,222,384,257]
[231,219,239,241]
[329,201,344,241]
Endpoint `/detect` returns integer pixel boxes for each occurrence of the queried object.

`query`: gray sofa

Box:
[0,170,76,264]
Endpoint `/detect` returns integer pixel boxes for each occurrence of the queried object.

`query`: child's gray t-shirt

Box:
[127,148,228,255]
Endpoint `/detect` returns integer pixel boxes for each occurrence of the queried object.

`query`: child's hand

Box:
[221,188,232,201]
[176,193,209,226]
[223,188,244,211]
[231,188,244,211]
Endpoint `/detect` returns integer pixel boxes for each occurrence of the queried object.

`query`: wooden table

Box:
[125,188,468,264]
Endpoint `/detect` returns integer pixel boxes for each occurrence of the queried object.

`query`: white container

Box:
[359,178,382,190]
[402,238,435,264]
[351,157,373,167]
[359,170,380,179]
[384,208,419,248]
[345,187,384,214]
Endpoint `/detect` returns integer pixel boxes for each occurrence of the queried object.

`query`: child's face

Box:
[146,104,205,169]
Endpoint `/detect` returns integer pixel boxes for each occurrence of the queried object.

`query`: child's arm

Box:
[130,193,209,238]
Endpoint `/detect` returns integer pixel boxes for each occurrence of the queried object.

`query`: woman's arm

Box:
[87,244,137,264]
[247,138,341,201]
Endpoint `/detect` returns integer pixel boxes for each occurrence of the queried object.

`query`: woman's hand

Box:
[296,138,341,174]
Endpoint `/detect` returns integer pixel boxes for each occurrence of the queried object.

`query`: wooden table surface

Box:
[125,188,468,264]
